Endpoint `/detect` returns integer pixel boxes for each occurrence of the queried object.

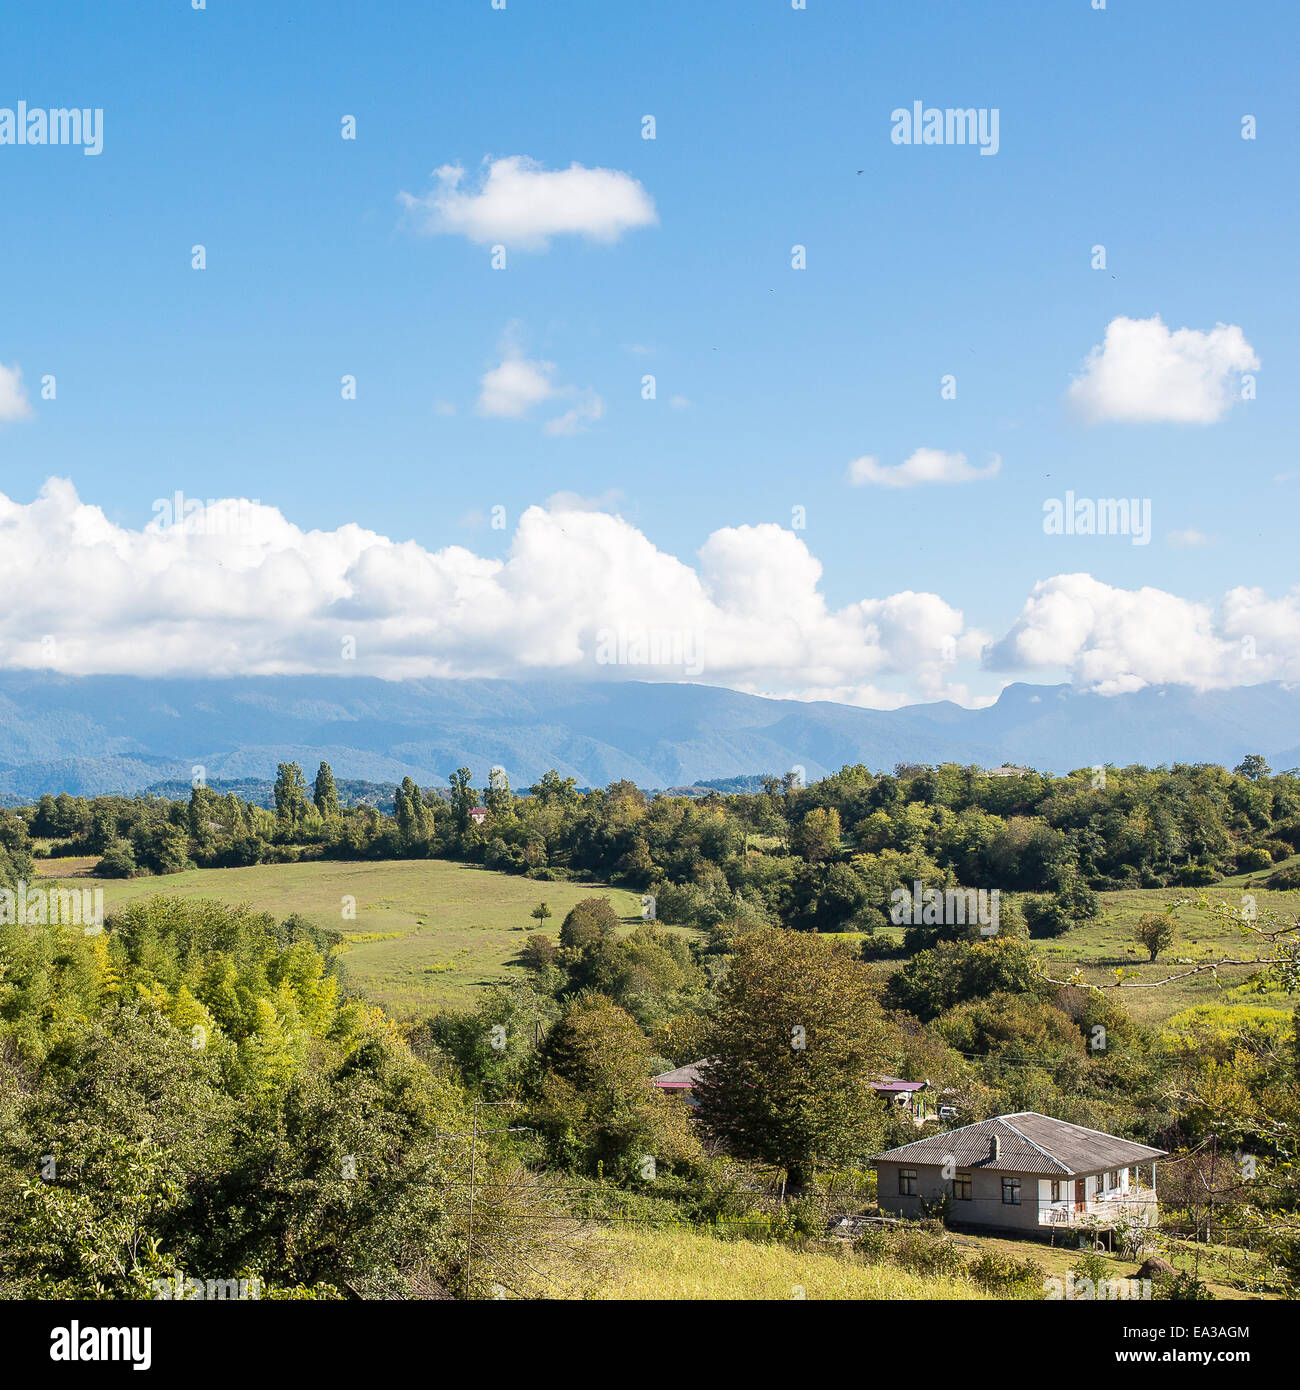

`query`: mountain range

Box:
[1,672,1297,801]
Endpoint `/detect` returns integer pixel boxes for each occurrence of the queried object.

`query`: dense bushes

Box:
[0,896,600,1300]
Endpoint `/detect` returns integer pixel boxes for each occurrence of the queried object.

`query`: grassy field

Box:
[592,1225,989,1300]
[832,868,1299,1027]
[1037,865,1300,1026]
[590,1223,1276,1299]
[36,857,653,1016]
[34,850,1298,1025]
[942,1229,1273,1301]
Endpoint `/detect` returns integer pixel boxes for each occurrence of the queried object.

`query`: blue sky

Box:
[1,0,1297,704]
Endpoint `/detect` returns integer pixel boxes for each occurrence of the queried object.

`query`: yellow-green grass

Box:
[43,858,666,1016]
[31,852,1296,1025]
[591,1224,989,1300]
[1035,876,1299,1026]
[947,1231,1273,1301]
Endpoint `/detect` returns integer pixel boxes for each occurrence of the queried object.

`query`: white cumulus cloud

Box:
[984,572,1300,693]
[7,481,1300,706]
[477,354,557,419]
[0,479,977,703]
[0,362,34,423]
[476,328,603,435]
[847,448,1001,488]
[399,155,658,251]
[1067,315,1259,424]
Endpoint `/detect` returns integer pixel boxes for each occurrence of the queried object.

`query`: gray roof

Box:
[651,1061,709,1088]
[869,1112,1166,1176]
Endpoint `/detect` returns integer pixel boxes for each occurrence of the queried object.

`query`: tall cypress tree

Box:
[313,761,340,819]
[273,762,308,828]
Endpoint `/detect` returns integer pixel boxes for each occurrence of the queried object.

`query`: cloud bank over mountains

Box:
[2,479,1298,707]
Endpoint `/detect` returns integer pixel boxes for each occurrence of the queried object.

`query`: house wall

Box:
[876,1162,1156,1232]
[876,1161,1042,1232]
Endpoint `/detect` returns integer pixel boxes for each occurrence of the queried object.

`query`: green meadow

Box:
[1038,866,1300,1027]
[38,857,653,1016]
[34,853,1297,1026]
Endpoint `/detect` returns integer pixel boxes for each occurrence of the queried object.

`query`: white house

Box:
[870,1112,1166,1234]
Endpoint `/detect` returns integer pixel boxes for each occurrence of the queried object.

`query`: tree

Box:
[519,934,557,971]
[94,838,138,878]
[792,806,842,864]
[883,937,1044,1023]
[1235,754,1271,782]
[396,777,432,843]
[811,861,870,932]
[528,770,578,806]
[559,897,619,950]
[530,901,553,930]
[449,767,476,834]
[130,823,192,875]
[484,766,513,820]
[313,762,341,819]
[0,1006,236,1298]
[529,994,702,1177]
[1135,911,1176,962]
[273,762,309,830]
[694,927,891,1190]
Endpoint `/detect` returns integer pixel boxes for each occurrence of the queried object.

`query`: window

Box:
[1050,1180,1061,1202]
[1001,1176,1021,1205]
[1106,1170,1118,1190]
[898,1169,917,1196]
[953,1172,972,1201]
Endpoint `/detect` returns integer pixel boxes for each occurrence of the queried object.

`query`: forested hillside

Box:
[3,755,1298,1300]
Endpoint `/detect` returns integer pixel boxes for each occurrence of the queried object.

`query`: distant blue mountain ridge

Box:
[0,672,1297,801]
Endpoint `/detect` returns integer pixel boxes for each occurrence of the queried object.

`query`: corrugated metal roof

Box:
[869,1112,1167,1175]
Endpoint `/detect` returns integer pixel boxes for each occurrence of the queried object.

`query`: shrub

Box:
[968,1248,1044,1297]
[558,897,620,949]
[519,933,557,970]
[785,1194,824,1240]
[1134,911,1175,962]
[1071,1247,1112,1288]
[1153,1269,1216,1301]
[854,1225,892,1263]
[891,1229,967,1278]
[1023,894,1071,938]
[94,838,138,878]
